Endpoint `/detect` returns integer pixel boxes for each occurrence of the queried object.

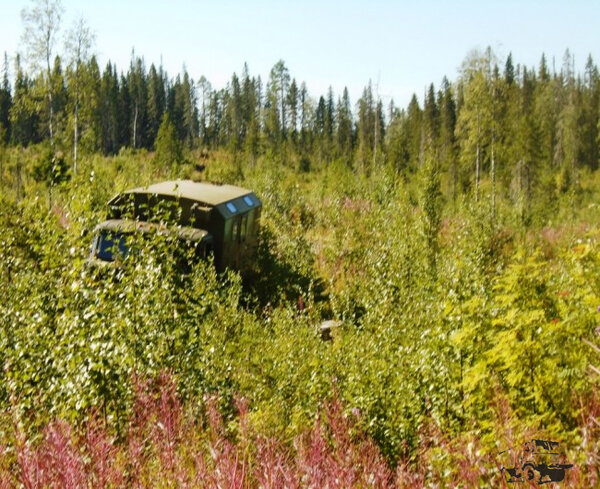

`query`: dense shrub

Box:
[0,373,597,488]
[0,147,599,477]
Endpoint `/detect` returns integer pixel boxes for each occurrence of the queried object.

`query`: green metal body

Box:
[91,180,261,273]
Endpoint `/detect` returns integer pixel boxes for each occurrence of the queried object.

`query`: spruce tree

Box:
[336,87,353,161]
[504,53,515,86]
[99,62,119,154]
[314,95,326,163]
[79,55,101,154]
[230,73,243,150]
[356,82,375,172]
[385,107,409,173]
[154,111,182,168]
[438,77,457,199]
[423,83,439,147]
[0,53,12,145]
[582,55,599,170]
[146,63,166,146]
[118,73,132,148]
[420,150,443,279]
[128,56,148,149]
[406,94,423,171]
[10,55,39,145]
[287,79,298,144]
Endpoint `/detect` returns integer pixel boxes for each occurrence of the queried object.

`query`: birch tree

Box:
[21,0,63,148]
[65,16,94,174]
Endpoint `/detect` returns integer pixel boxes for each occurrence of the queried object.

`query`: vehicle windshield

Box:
[92,228,212,266]
[95,230,129,261]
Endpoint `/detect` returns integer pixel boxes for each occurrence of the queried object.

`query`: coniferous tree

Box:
[299,82,311,148]
[287,78,298,144]
[385,107,409,173]
[0,53,12,144]
[241,68,259,165]
[206,90,222,148]
[582,55,599,170]
[48,56,67,142]
[264,79,280,151]
[10,55,39,145]
[118,73,131,148]
[534,54,559,170]
[154,111,182,167]
[79,55,101,153]
[146,63,166,147]
[405,94,423,171]
[438,78,457,198]
[420,149,443,278]
[226,72,243,155]
[314,95,326,163]
[325,87,335,138]
[356,82,375,172]
[99,62,119,154]
[374,98,385,164]
[504,53,515,86]
[169,74,184,143]
[128,56,148,149]
[554,50,581,190]
[336,87,353,162]
[423,83,439,149]
[180,70,198,148]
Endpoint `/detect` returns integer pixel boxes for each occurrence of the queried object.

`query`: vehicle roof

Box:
[95,219,211,242]
[118,179,253,206]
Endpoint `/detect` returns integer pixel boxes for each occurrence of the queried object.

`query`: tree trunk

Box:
[475,143,480,203]
[280,85,285,139]
[491,132,495,225]
[46,54,54,148]
[74,80,79,175]
[132,103,138,148]
[526,161,531,217]
[475,112,481,202]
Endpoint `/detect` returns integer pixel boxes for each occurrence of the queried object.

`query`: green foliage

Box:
[154,112,182,168]
[32,146,70,186]
[1,122,600,465]
[420,154,443,277]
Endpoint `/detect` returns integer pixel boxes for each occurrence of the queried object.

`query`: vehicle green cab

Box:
[89,179,261,273]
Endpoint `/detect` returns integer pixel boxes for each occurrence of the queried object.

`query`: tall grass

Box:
[0,373,597,488]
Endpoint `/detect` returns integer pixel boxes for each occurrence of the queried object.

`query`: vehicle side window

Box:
[232,217,240,243]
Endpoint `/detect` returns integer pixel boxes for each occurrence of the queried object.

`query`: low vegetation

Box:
[0,146,599,486]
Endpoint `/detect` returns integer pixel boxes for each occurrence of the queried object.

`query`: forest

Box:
[1,2,600,487]
[2,45,600,212]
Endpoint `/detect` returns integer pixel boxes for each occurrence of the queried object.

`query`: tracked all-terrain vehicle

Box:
[88,180,261,273]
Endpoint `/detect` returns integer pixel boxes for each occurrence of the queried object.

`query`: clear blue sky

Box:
[0,0,598,109]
